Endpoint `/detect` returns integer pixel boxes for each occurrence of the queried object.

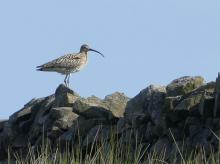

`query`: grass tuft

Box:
[4,127,220,164]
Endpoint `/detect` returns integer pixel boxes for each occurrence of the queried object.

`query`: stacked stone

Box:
[1,75,220,162]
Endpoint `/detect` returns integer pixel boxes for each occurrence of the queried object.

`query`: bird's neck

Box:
[81,51,88,60]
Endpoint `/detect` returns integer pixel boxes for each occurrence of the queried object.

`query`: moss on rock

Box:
[166,76,205,96]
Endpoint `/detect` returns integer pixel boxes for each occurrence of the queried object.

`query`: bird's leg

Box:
[67,74,71,87]
[64,74,68,86]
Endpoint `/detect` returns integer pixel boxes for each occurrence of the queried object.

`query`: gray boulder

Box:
[50,107,78,121]
[103,92,129,117]
[72,99,115,119]
[82,125,112,147]
[27,95,55,142]
[0,121,16,159]
[52,107,77,120]
[147,86,166,125]
[49,107,79,139]
[166,76,204,97]
[72,92,129,119]
[150,137,172,159]
[174,94,203,111]
[54,84,79,107]
[125,85,166,126]
[116,117,130,134]
[0,120,6,132]
[31,95,55,126]
[165,82,215,124]
[165,82,215,113]
[164,96,182,111]
[191,128,218,155]
[58,116,100,144]
[9,98,44,125]
[199,94,215,118]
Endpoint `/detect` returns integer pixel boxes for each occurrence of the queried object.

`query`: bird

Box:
[36,44,104,87]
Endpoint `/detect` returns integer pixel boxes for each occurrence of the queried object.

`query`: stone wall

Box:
[1,75,220,161]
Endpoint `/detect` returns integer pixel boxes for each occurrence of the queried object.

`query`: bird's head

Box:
[80,44,104,57]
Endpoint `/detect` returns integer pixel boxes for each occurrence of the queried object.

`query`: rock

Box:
[152,116,167,137]
[55,84,75,96]
[119,129,141,145]
[87,92,129,118]
[174,94,202,111]
[150,137,172,159]
[1,74,220,161]
[0,121,16,142]
[0,142,7,160]
[35,106,79,140]
[0,121,16,160]
[125,85,156,117]
[205,118,213,127]
[48,126,64,139]
[8,98,46,134]
[102,92,129,117]
[145,122,154,141]
[189,81,215,95]
[168,141,186,164]
[199,94,215,118]
[74,117,100,138]
[0,120,6,132]
[167,127,184,141]
[125,85,166,125]
[116,118,130,134]
[188,125,202,138]
[145,116,167,139]
[27,95,55,142]
[54,84,79,107]
[185,117,201,126]
[59,116,99,144]
[166,76,204,97]
[48,107,79,138]
[191,128,218,155]
[164,96,182,111]
[11,134,28,149]
[165,110,189,124]
[9,98,44,124]
[72,99,115,119]
[174,83,215,113]
[168,83,215,120]
[59,127,75,143]
[213,118,220,129]
[214,73,220,117]
[50,107,78,121]
[82,125,112,147]
[33,95,55,124]
[72,92,128,120]
[146,86,166,125]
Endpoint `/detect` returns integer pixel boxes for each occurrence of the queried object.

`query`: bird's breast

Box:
[76,60,87,71]
[71,56,88,73]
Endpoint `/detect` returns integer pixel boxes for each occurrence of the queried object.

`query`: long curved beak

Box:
[89,48,104,57]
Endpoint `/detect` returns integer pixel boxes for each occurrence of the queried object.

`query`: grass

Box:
[3,127,220,164]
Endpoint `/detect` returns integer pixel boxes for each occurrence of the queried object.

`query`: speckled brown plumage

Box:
[37,44,104,86]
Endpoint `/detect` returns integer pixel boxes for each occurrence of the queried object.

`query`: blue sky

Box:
[0,0,220,119]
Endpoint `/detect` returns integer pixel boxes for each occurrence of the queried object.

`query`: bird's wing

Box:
[37,53,81,69]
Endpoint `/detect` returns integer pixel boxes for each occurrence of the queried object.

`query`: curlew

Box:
[37,44,104,87]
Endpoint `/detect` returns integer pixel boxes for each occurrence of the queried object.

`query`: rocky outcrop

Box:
[0,75,220,162]
[0,84,129,160]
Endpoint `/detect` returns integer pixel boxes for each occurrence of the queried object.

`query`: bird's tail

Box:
[36,66,43,71]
